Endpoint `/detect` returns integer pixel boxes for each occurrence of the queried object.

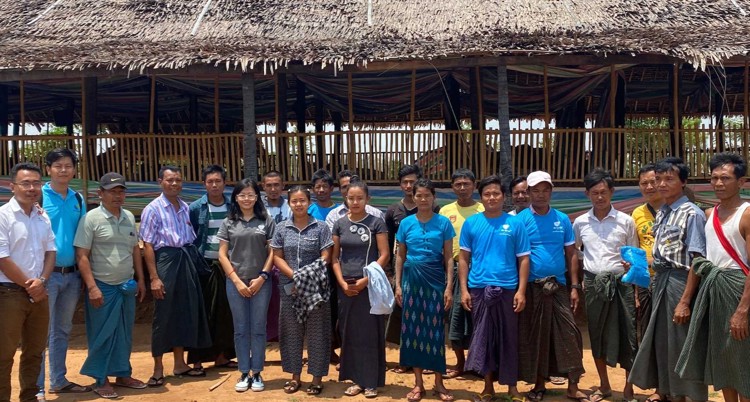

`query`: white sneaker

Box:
[251,373,265,392]
[235,373,250,392]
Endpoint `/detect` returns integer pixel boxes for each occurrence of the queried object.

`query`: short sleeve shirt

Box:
[518,207,575,285]
[271,217,333,284]
[333,214,387,277]
[74,205,138,285]
[0,197,57,282]
[395,214,455,265]
[439,201,484,260]
[217,215,276,280]
[139,194,196,250]
[42,183,86,267]
[573,206,639,275]
[308,202,339,221]
[460,213,530,289]
[632,203,657,272]
[653,196,707,270]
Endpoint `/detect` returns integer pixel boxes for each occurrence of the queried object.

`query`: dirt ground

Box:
[9,323,725,402]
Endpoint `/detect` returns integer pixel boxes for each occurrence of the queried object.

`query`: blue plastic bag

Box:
[620,246,650,288]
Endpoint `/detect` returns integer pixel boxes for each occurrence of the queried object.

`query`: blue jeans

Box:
[38,271,82,392]
[226,277,271,374]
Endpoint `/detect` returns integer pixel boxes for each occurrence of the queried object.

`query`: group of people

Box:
[0,149,748,402]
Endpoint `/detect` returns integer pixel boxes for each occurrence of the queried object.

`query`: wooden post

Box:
[671,64,682,158]
[295,77,307,175]
[242,73,258,180]
[214,77,220,133]
[744,61,749,162]
[19,79,25,137]
[0,85,7,136]
[314,97,325,169]
[410,68,416,163]
[80,78,89,206]
[543,65,550,171]
[149,76,156,134]
[276,72,289,176]
[476,66,485,175]
[609,65,617,129]
[497,62,513,197]
[347,72,355,171]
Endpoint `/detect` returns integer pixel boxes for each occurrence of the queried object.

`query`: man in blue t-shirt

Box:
[459,175,529,401]
[517,171,591,402]
[38,148,91,397]
[307,169,338,221]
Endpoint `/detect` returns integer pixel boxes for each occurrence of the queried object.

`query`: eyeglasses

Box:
[13,181,43,189]
[236,194,257,200]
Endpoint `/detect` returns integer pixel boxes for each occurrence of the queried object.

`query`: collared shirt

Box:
[653,195,706,271]
[74,205,138,285]
[139,193,196,251]
[42,183,85,266]
[518,206,575,284]
[573,205,638,275]
[0,197,56,282]
[270,217,333,285]
[325,203,384,231]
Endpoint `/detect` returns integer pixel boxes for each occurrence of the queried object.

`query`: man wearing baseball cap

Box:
[517,171,594,402]
[74,173,148,398]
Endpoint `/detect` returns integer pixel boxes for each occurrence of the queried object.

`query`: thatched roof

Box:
[0,0,748,73]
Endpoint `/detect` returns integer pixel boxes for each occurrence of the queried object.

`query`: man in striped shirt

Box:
[140,166,211,386]
[187,165,236,371]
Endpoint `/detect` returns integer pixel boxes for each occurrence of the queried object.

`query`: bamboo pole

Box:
[610,65,617,173]
[347,72,355,171]
[149,76,156,134]
[744,61,749,162]
[80,78,88,204]
[475,66,486,177]
[410,68,416,163]
[214,77,220,134]
[673,64,680,158]
[19,80,25,137]
[543,66,550,172]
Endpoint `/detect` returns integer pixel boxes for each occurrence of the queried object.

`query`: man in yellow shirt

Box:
[631,163,664,344]
[439,168,484,379]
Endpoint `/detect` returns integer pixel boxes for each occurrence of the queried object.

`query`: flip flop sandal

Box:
[364,388,378,398]
[527,388,547,401]
[283,380,301,394]
[147,376,165,387]
[473,394,494,402]
[433,389,455,402]
[590,390,613,401]
[392,366,412,374]
[443,368,463,379]
[306,384,324,395]
[93,387,119,399]
[214,360,239,369]
[407,387,425,402]
[173,368,206,377]
[49,383,92,394]
[345,384,363,396]
[550,376,567,385]
[113,378,147,389]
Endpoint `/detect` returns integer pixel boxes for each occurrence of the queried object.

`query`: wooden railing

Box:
[0,127,747,184]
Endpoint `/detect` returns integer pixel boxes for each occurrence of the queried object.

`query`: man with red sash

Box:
[676,153,750,402]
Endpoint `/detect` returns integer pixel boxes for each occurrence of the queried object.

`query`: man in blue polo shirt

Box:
[517,171,593,402]
[38,148,91,398]
[459,175,530,402]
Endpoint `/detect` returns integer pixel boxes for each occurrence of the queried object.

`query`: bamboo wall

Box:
[0,126,747,184]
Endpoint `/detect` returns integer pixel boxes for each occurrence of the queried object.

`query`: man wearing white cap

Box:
[517,171,594,402]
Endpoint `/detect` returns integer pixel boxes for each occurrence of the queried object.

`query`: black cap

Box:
[100,172,127,190]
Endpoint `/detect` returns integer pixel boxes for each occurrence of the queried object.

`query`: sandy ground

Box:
[8,323,725,402]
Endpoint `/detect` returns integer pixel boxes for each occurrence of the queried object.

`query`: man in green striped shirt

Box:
[187,165,236,370]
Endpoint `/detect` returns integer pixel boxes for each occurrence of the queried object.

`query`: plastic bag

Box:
[620,246,650,288]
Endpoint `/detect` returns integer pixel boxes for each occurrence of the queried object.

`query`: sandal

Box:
[590,390,612,401]
[392,366,412,374]
[433,388,455,402]
[214,360,239,369]
[345,384,363,396]
[407,387,425,402]
[443,368,463,379]
[49,382,92,394]
[113,377,147,389]
[473,394,494,402]
[146,376,165,387]
[364,388,378,398]
[283,380,301,394]
[93,387,118,399]
[527,388,547,402]
[306,384,324,395]
[173,368,206,377]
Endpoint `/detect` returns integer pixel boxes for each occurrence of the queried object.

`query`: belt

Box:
[0,282,25,290]
[53,265,78,274]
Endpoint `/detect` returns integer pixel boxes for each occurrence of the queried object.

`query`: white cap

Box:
[527,171,553,188]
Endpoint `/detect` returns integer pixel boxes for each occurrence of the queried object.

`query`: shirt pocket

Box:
[659,225,682,251]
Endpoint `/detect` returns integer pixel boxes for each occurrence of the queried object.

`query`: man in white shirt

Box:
[0,162,57,402]
[573,168,638,402]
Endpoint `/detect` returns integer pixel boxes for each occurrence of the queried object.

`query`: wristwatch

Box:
[38,277,47,288]
[570,283,582,290]
[258,271,270,281]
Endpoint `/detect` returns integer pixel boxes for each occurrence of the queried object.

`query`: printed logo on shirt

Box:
[449,215,457,223]
[553,221,564,232]
[497,223,513,236]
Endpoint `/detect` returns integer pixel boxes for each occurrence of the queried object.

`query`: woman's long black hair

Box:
[228,178,268,221]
